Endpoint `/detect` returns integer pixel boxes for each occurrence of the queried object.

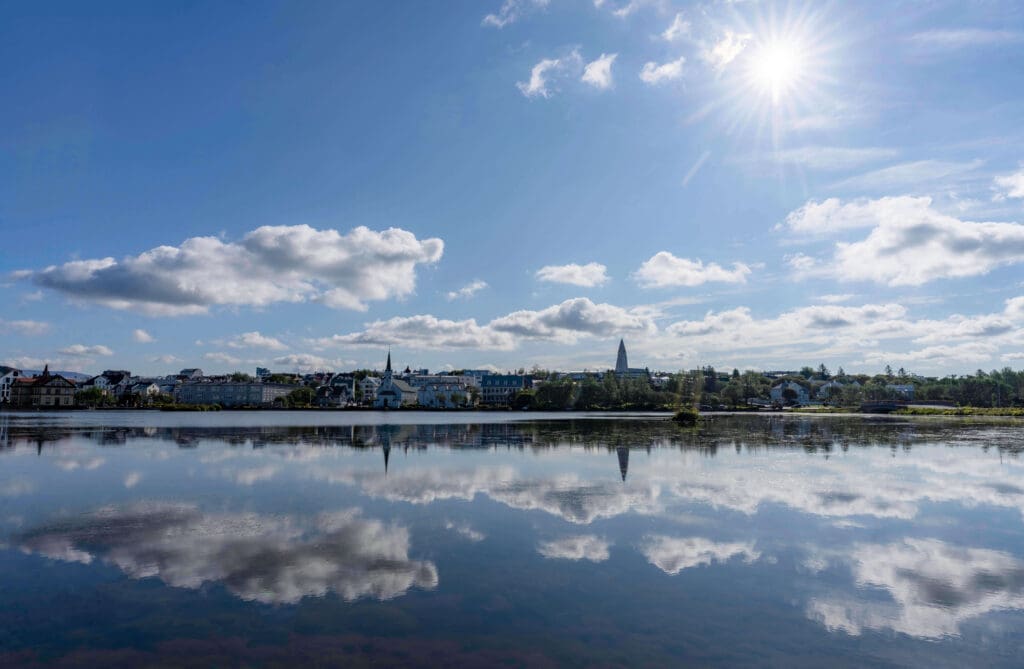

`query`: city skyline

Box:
[3,1,1024,377]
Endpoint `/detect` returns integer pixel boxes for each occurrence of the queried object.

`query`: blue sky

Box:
[3,0,1024,376]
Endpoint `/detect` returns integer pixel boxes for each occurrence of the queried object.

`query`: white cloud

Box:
[994,167,1024,200]
[639,57,685,85]
[581,53,617,89]
[150,354,180,365]
[123,472,142,489]
[535,262,609,287]
[702,30,751,70]
[318,315,517,351]
[203,352,243,366]
[446,279,488,301]
[482,0,549,28]
[661,13,689,41]
[226,331,288,351]
[59,344,113,357]
[538,535,611,562]
[633,252,751,288]
[272,353,355,373]
[0,319,50,336]
[132,329,155,343]
[784,196,1024,286]
[490,297,655,342]
[322,297,655,351]
[817,294,855,304]
[26,225,443,316]
[518,57,564,98]
[641,536,759,574]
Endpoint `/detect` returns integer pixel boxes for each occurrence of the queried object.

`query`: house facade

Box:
[0,366,21,404]
[10,366,76,408]
[176,381,295,407]
[418,381,470,408]
[769,380,810,405]
[480,375,532,406]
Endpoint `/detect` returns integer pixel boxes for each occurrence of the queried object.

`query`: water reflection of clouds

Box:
[331,467,663,525]
[18,503,438,605]
[807,538,1024,639]
[641,536,760,575]
[537,535,611,562]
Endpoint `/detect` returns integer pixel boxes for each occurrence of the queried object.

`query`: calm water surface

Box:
[2,411,1024,667]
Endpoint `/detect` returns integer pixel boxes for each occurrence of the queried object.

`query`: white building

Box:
[0,366,21,404]
[418,381,470,408]
[359,376,381,404]
[770,381,810,405]
[374,353,417,408]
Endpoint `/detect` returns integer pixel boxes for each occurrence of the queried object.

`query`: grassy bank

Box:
[893,407,1024,416]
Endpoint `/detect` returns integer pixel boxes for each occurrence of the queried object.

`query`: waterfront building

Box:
[359,376,381,404]
[769,381,810,405]
[176,380,295,407]
[480,374,532,406]
[417,381,471,408]
[10,366,76,408]
[0,366,21,404]
[374,353,417,408]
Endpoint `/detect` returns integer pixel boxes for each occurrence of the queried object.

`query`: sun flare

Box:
[749,41,804,102]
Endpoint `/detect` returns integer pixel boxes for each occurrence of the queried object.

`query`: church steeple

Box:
[615,339,628,375]
[385,350,392,373]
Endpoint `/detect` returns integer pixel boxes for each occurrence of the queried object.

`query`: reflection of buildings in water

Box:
[617,447,629,482]
[0,413,8,449]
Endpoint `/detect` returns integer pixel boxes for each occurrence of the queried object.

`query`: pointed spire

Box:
[617,447,629,482]
[385,350,392,373]
[383,444,391,476]
[42,364,49,377]
[615,339,628,375]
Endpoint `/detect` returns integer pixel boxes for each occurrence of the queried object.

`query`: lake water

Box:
[2,410,1024,667]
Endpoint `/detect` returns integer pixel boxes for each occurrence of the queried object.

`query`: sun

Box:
[748,40,805,103]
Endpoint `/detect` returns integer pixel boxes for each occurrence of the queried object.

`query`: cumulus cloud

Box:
[535,262,609,287]
[482,0,549,28]
[783,196,1024,286]
[633,252,751,288]
[317,315,517,351]
[132,329,155,343]
[639,57,685,84]
[518,57,563,98]
[203,351,243,366]
[490,297,655,342]
[272,353,355,373]
[994,167,1024,200]
[59,344,113,357]
[661,13,689,41]
[227,331,288,351]
[446,280,488,301]
[537,535,611,562]
[659,296,1024,371]
[18,504,438,605]
[641,536,760,574]
[320,297,653,350]
[0,319,50,336]
[581,53,617,89]
[702,30,751,70]
[25,225,443,316]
